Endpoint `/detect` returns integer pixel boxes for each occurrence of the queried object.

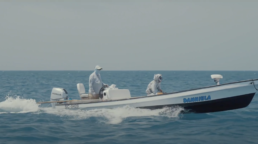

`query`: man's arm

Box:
[157,83,163,92]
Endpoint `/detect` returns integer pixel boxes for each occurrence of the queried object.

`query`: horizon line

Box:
[1,70,258,72]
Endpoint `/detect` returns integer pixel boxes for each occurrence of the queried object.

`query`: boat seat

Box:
[77,83,89,99]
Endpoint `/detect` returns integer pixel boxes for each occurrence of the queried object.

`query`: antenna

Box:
[211,74,223,85]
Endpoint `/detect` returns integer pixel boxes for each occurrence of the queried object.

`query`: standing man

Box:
[146,74,163,96]
[89,65,107,99]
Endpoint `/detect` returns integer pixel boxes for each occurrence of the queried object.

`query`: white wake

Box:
[0,96,39,113]
[42,106,183,124]
[0,96,183,124]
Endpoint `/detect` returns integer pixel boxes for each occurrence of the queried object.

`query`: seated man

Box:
[88,65,107,99]
[146,74,163,96]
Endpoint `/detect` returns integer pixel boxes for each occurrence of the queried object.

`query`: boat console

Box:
[102,84,131,100]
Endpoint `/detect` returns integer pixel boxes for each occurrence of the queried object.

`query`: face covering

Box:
[95,69,100,75]
[158,76,162,83]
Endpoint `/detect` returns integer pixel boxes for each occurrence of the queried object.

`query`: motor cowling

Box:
[50,88,68,107]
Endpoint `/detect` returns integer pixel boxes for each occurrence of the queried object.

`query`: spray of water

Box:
[0,96,39,113]
[42,106,183,124]
[0,96,183,124]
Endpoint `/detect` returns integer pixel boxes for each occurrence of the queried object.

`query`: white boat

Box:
[38,75,258,113]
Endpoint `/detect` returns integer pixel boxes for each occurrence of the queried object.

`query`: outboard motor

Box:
[211,74,223,85]
[50,88,68,108]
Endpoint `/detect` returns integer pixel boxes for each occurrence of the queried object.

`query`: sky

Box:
[0,0,258,71]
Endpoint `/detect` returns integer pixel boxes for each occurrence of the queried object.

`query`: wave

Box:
[0,96,183,124]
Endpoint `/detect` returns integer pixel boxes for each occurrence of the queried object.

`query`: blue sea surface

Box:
[0,71,258,144]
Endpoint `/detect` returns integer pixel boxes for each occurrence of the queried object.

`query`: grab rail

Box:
[252,80,258,91]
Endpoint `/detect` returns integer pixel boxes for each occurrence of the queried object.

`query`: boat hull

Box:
[54,79,258,113]
[140,93,255,113]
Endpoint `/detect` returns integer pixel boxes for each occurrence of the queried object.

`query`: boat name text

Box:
[183,95,211,103]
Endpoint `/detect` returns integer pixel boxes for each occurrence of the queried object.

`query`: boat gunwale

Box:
[57,78,258,106]
[133,78,258,98]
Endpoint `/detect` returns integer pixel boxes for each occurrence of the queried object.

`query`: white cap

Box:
[95,65,102,70]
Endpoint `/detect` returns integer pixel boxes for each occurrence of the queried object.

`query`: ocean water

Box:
[0,71,258,144]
